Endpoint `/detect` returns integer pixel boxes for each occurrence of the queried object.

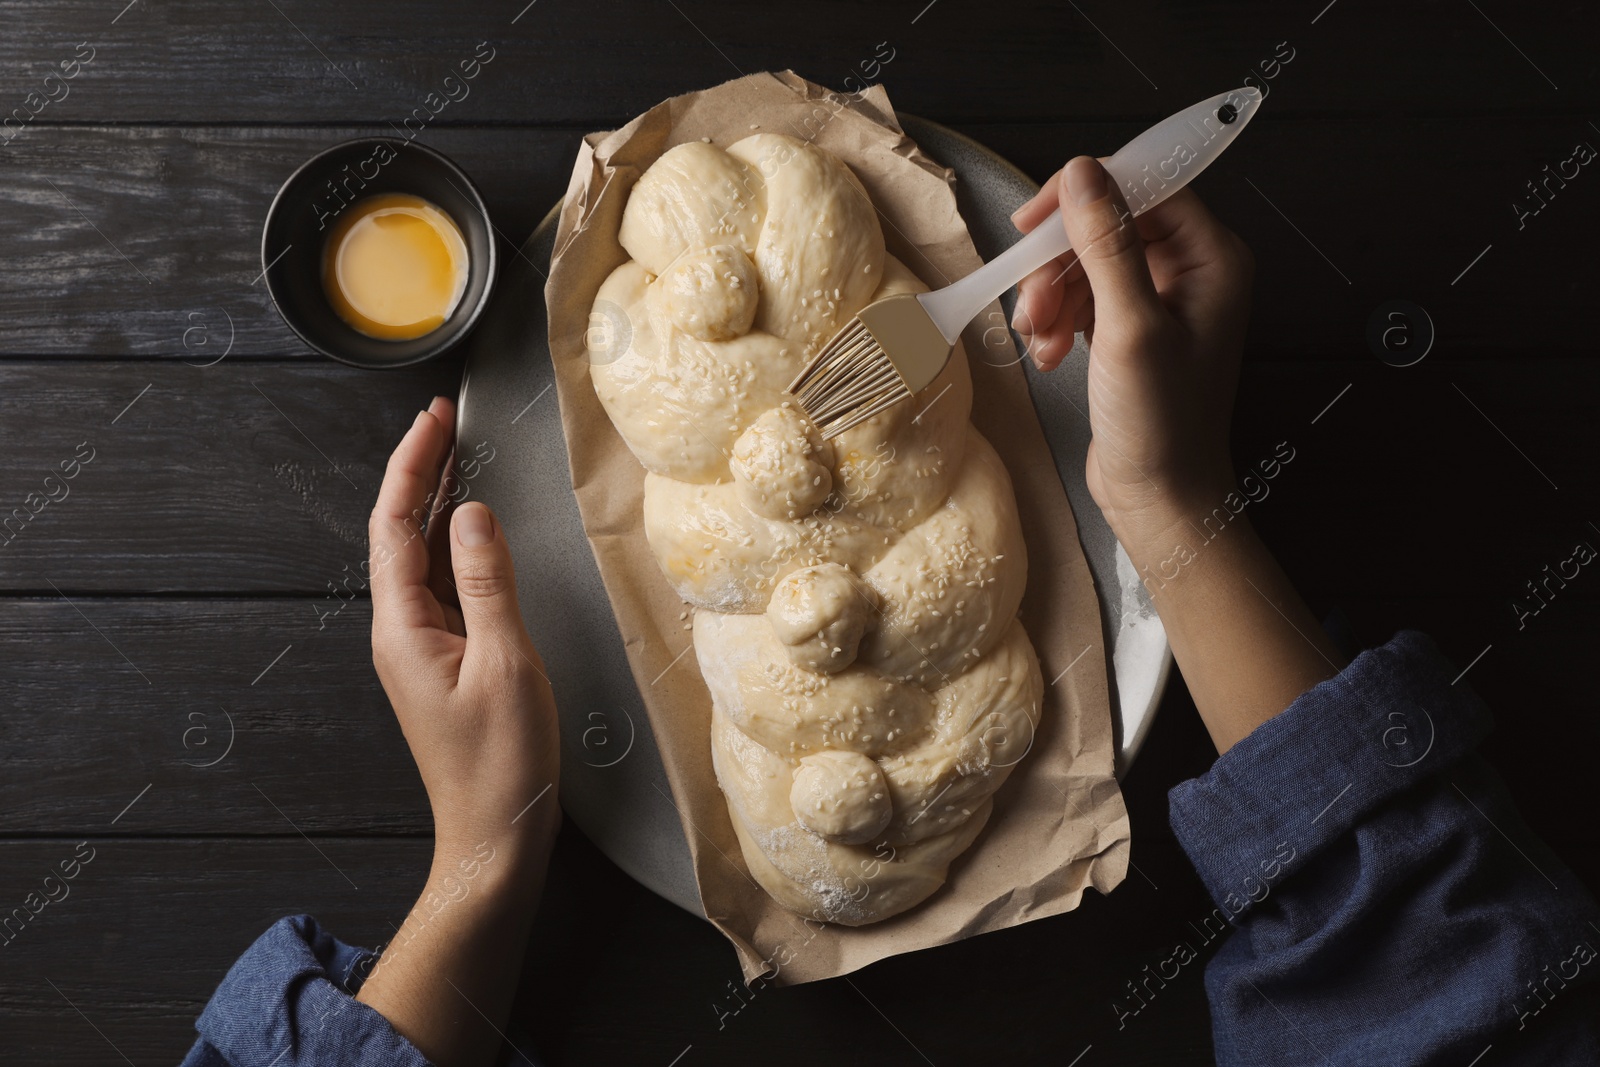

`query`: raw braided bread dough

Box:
[588,133,1045,925]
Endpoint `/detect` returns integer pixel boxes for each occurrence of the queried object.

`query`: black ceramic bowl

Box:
[262,138,497,368]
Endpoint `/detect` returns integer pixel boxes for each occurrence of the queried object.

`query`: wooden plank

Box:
[2,689,1593,1067]
[1,590,1597,862]
[1,359,1594,596]
[0,361,461,594]
[1228,357,1600,610]
[0,4,1589,1064]
[0,0,1589,127]
[0,838,429,1066]
[0,598,431,834]
[960,116,1600,362]
[0,126,578,359]
[4,115,1600,361]
[0,832,1222,1067]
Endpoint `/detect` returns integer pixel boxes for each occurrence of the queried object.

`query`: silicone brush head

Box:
[787,292,953,439]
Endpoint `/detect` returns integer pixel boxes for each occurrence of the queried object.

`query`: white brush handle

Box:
[917,86,1262,345]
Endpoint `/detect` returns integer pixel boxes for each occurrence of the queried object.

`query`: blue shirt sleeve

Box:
[180,914,434,1067]
[1168,630,1600,1065]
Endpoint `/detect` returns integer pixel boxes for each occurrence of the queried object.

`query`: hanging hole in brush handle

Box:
[918,86,1264,345]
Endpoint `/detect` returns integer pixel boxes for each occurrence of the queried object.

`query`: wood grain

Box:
[0,597,430,835]
[0,0,1591,126]
[3,2,1597,1064]
[0,831,1224,1067]
[933,116,1600,362]
[2,644,1594,1066]
[2,589,1595,865]
[0,126,577,359]
[4,115,1599,360]
[1,359,1594,597]
[0,361,456,592]
[0,838,430,1066]
[1229,356,1600,610]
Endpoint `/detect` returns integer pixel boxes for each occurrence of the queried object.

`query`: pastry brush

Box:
[789,86,1262,438]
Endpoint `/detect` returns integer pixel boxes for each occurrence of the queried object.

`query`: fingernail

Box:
[1065,156,1107,207]
[412,409,432,430]
[1011,295,1032,336]
[455,502,494,547]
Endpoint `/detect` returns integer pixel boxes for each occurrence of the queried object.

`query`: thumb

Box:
[449,501,526,641]
[1057,156,1165,337]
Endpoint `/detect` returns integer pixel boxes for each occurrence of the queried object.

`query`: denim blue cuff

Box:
[1167,630,1493,919]
[191,915,433,1067]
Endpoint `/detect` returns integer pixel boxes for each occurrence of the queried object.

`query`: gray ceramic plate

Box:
[456,116,1171,917]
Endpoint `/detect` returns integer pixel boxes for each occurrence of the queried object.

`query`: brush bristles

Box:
[789,317,913,438]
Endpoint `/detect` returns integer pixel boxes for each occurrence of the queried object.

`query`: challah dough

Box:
[589,133,1046,925]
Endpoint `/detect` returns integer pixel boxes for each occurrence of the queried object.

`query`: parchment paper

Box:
[544,70,1129,985]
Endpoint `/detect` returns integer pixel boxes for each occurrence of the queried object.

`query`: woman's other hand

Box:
[367,395,559,870]
[359,396,558,1065]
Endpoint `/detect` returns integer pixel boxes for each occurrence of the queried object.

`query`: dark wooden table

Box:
[3,2,1597,1064]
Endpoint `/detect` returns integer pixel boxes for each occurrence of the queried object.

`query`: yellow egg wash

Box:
[321,194,469,340]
